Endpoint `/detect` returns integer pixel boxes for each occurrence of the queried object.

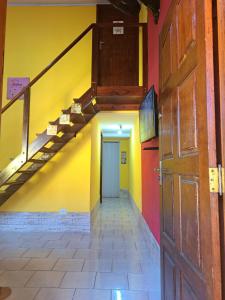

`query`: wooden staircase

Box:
[0,87,98,205]
[0,22,147,206]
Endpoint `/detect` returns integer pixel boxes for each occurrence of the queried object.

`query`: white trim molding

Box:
[129,192,160,263]
[0,212,90,232]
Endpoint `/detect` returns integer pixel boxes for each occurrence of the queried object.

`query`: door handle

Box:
[154,162,169,185]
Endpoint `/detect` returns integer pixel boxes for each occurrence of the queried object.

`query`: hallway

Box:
[0,194,161,300]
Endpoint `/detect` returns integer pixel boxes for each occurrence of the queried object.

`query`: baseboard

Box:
[129,192,160,261]
[0,212,91,232]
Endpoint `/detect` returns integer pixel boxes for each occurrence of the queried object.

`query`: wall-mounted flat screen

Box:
[139,86,158,143]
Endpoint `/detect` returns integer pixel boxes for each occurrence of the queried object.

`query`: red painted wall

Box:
[141,0,172,244]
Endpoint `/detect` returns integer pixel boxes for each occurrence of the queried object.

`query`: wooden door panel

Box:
[162,174,175,242]
[177,0,196,66]
[161,29,172,88]
[180,275,198,300]
[161,21,177,91]
[178,72,198,157]
[162,96,174,159]
[179,176,201,270]
[162,248,176,300]
[159,0,221,299]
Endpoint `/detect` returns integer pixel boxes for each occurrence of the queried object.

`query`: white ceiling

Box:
[102,125,132,138]
[8,0,109,5]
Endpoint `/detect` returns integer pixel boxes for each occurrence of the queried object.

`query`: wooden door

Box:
[214,0,225,297]
[0,0,7,128]
[159,0,222,299]
[97,5,139,86]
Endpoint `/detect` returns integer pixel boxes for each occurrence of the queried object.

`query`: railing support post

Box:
[91,25,99,89]
[22,88,30,161]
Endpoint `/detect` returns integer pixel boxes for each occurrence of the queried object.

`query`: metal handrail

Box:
[1,24,95,114]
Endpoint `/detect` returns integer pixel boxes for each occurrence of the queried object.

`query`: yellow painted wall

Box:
[1,6,96,170]
[129,114,142,211]
[90,115,101,211]
[104,138,129,190]
[0,6,96,212]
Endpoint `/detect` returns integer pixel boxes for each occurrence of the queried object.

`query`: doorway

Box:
[102,142,120,198]
[96,4,139,86]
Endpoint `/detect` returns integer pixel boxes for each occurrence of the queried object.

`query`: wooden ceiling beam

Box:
[108,0,141,16]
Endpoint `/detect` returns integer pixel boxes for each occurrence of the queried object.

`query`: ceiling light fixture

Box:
[118,125,122,135]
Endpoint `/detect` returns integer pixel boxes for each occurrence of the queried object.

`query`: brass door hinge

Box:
[209,165,224,195]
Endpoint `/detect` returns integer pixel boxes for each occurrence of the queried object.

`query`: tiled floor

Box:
[0,194,161,299]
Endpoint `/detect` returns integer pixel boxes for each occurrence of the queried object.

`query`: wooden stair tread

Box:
[70,114,86,124]
[40,147,57,154]
[29,159,48,164]
[61,125,82,134]
[52,136,72,144]
[17,170,36,174]
[3,180,25,186]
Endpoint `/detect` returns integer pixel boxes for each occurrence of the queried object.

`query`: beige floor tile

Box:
[48,249,76,259]
[73,289,111,300]
[26,271,65,288]
[112,290,149,300]
[23,249,51,258]
[24,258,57,271]
[0,271,34,287]
[60,272,96,288]
[35,288,75,300]
[53,259,84,272]
[0,248,28,258]
[82,259,112,272]
[43,240,69,249]
[128,273,160,291]
[7,287,39,300]
[113,260,142,273]
[95,272,128,290]
[0,258,30,271]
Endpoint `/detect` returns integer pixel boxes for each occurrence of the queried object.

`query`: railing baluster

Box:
[92,24,99,88]
[22,88,30,161]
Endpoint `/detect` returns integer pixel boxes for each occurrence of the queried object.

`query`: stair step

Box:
[52,136,72,144]
[61,125,82,134]
[17,170,36,174]
[3,180,25,186]
[29,159,48,164]
[40,147,57,154]
[0,191,8,195]
[70,114,86,124]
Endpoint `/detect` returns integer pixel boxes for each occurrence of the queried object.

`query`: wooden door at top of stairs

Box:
[97,5,139,86]
[159,0,222,299]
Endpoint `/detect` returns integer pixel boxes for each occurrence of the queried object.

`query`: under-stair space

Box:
[0,92,98,204]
